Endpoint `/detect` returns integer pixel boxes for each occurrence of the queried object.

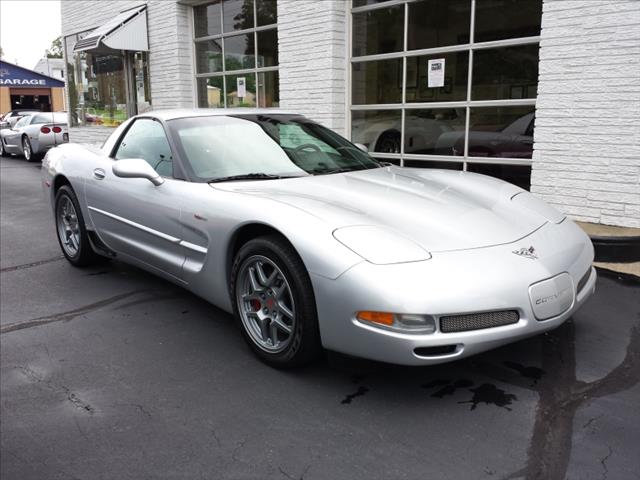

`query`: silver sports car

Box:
[42,109,596,368]
[1,112,68,161]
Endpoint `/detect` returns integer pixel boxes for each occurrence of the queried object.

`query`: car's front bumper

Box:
[311,219,595,365]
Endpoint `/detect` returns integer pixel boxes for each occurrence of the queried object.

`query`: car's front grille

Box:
[439,310,519,333]
[577,267,592,293]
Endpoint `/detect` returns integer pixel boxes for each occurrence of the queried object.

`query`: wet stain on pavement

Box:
[503,361,545,385]
[341,386,369,405]
[422,378,473,398]
[459,383,517,411]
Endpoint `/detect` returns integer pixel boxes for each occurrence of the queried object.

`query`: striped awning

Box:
[73,6,148,53]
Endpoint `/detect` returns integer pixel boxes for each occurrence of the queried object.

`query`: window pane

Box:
[352,59,402,104]
[475,0,542,43]
[115,119,174,177]
[352,5,403,57]
[404,108,466,156]
[468,107,535,159]
[224,33,255,71]
[408,0,471,50]
[226,74,256,107]
[353,0,391,7]
[256,0,276,26]
[195,39,223,73]
[406,51,469,103]
[257,28,278,67]
[194,1,222,38]
[403,160,463,170]
[197,77,224,108]
[223,0,254,32]
[351,110,402,153]
[466,163,532,190]
[472,44,538,100]
[257,71,279,107]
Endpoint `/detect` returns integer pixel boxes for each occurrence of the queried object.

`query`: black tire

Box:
[230,235,322,368]
[54,185,98,267]
[0,140,7,157]
[375,130,401,154]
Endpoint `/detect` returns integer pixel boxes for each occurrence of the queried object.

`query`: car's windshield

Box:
[167,114,381,182]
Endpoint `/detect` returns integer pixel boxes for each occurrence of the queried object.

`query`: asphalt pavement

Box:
[1,154,639,480]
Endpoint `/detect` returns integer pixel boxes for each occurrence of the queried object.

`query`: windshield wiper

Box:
[312,166,374,175]
[208,173,302,183]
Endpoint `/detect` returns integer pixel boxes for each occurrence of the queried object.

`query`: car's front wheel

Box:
[54,185,98,267]
[0,140,7,157]
[231,235,321,368]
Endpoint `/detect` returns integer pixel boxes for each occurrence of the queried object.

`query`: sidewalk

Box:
[577,222,640,278]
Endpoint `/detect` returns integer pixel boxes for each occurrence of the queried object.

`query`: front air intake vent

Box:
[440,310,519,333]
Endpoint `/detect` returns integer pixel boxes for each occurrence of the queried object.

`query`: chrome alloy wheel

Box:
[56,195,80,257]
[236,255,296,353]
[22,137,31,161]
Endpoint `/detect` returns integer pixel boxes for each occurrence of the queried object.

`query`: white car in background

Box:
[0,112,69,161]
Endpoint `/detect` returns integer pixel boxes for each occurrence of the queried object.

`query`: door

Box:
[2,115,30,151]
[84,117,185,279]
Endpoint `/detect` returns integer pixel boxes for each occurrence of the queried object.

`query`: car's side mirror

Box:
[112,158,164,186]
[354,143,368,153]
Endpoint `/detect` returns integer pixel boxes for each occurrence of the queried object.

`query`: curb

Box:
[591,235,640,263]
[594,266,640,284]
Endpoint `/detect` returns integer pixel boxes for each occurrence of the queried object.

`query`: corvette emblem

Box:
[513,246,538,259]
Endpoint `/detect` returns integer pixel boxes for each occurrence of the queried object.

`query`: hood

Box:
[212,167,552,252]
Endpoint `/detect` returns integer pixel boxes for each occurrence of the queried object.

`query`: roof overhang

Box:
[73,5,148,53]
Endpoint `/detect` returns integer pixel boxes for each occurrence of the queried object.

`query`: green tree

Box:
[45,36,63,59]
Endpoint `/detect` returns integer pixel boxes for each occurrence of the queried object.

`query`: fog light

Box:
[356,311,436,334]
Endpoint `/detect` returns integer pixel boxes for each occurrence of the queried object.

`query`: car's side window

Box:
[114,118,174,177]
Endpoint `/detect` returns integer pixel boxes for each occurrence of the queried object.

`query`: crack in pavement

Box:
[600,445,613,480]
[0,290,146,335]
[0,255,64,273]
[18,365,95,414]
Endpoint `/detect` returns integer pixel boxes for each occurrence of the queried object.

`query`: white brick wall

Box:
[277,0,347,134]
[531,0,640,228]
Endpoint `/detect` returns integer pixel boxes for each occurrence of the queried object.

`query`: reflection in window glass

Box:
[194,1,222,38]
[466,163,532,190]
[472,44,539,100]
[223,0,254,32]
[195,39,223,73]
[256,0,277,26]
[351,110,402,153]
[405,109,466,156]
[404,160,463,170]
[352,5,404,57]
[257,71,279,107]
[257,29,278,67]
[475,0,542,43]
[197,77,224,108]
[352,59,402,105]
[408,0,471,50]
[224,33,255,71]
[226,74,257,107]
[406,51,469,103]
[468,107,535,159]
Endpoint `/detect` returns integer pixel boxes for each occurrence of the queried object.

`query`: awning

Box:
[73,5,148,53]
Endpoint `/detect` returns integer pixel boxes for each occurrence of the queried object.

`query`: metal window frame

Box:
[192,0,279,108]
[346,0,540,168]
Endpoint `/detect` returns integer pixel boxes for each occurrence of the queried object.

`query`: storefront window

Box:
[350,0,541,188]
[64,32,150,127]
[195,0,278,108]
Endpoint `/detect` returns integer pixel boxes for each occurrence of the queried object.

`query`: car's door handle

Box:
[93,168,106,180]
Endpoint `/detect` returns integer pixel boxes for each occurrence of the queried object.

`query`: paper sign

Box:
[427,58,445,88]
[237,77,246,98]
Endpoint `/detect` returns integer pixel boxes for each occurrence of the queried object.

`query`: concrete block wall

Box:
[531,0,640,228]
[277,0,347,135]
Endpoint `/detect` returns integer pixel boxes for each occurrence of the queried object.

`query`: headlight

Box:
[356,311,436,334]
[333,225,431,264]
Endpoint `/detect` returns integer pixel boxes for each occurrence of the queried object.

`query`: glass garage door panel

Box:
[468,106,535,159]
[404,109,466,156]
[467,163,532,190]
[406,51,469,103]
[352,4,404,57]
[474,0,542,43]
[408,0,471,50]
[352,59,403,105]
[351,110,402,154]
[195,40,223,74]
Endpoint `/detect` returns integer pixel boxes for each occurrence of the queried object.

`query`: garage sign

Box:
[0,60,65,88]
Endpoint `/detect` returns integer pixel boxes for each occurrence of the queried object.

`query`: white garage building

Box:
[61,0,639,227]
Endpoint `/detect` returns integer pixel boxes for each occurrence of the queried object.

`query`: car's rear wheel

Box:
[231,235,321,368]
[0,140,7,157]
[54,185,98,267]
[22,136,35,162]
[376,130,401,154]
